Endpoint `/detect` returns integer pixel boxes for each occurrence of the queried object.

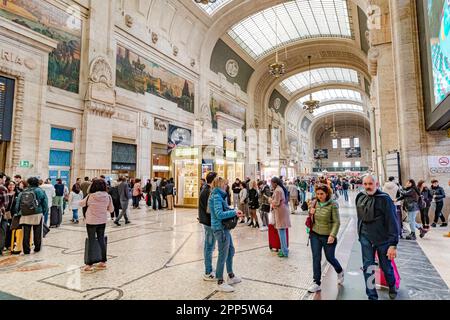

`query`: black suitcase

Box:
[84,236,108,265]
[50,206,62,227]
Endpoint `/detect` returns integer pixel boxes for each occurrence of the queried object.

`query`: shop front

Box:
[111,142,137,179]
[151,143,170,179]
[172,147,200,208]
[0,76,14,173]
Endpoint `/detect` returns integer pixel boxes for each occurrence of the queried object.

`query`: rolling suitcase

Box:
[84,236,108,265]
[50,206,62,228]
[268,224,289,251]
[375,252,401,289]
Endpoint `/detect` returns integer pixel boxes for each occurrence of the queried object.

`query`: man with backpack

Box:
[15,177,48,255]
[198,172,218,281]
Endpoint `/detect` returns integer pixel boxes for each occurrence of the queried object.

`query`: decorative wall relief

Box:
[0,0,82,93]
[116,45,194,113]
[154,117,168,131]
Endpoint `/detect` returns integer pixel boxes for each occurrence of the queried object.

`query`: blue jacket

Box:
[209,188,236,231]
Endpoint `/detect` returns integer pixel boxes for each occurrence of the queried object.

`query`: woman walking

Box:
[209,176,242,292]
[396,179,423,240]
[418,180,433,234]
[80,179,114,272]
[307,184,344,293]
[68,184,83,224]
[248,180,260,228]
[132,178,142,209]
[270,177,291,258]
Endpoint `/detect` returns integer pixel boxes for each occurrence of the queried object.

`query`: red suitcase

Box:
[268,224,289,251]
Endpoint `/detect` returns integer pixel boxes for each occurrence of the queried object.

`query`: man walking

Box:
[430,179,447,228]
[356,175,400,300]
[198,172,217,281]
[115,176,130,226]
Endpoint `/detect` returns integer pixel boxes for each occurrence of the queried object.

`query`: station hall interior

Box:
[0,0,450,301]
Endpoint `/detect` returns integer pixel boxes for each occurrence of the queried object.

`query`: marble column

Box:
[389,0,427,180]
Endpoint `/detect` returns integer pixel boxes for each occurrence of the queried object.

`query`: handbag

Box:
[10,215,21,230]
[222,216,238,230]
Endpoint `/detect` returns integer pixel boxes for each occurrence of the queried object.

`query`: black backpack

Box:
[20,189,39,216]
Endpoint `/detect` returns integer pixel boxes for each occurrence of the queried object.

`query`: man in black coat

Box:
[198,172,218,281]
[356,175,400,300]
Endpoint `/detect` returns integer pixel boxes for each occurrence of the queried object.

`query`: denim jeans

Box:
[203,225,216,275]
[213,229,235,281]
[359,234,396,300]
[310,232,343,286]
[278,228,289,256]
[408,210,420,233]
[72,209,79,221]
[343,190,349,202]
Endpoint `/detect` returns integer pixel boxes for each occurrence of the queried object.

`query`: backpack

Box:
[20,189,39,216]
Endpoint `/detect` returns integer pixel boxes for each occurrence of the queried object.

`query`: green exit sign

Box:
[19,160,30,168]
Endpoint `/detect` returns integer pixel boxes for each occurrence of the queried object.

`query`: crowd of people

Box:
[0,170,448,299]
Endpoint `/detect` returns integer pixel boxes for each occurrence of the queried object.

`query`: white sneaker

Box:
[337,271,345,285]
[308,283,322,293]
[218,283,235,292]
[228,276,242,285]
[203,273,216,282]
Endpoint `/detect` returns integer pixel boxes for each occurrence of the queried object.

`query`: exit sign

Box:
[19,160,30,168]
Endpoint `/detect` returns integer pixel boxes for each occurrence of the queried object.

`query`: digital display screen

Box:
[428,0,450,107]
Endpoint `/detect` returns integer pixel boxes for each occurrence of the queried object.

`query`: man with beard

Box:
[356,175,400,300]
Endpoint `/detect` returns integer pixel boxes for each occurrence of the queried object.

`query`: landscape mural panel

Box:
[0,0,82,93]
[116,45,194,113]
[210,93,246,129]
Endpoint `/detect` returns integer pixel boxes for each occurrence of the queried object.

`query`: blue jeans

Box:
[72,209,79,221]
[359,234,396,300]
[408,210,420,233]
[343,190,349,201]
[213,229,235,281]
[204,225,216,275]
[310,232,343,285]
[278,228,289,256]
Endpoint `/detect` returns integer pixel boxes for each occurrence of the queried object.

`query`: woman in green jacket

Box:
[307,184,344,293]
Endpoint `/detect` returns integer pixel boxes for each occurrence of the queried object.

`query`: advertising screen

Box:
[428,0,450,107]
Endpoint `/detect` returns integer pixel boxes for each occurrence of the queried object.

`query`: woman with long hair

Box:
[270,177,291,258]
[248,180,260,228]
[79,179,114,272]
[396,179,424,240]
[209,176,242,292]
[307,184,343,293]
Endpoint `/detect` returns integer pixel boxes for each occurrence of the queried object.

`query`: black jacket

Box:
[356,190,399,247]
[248,189,260,209]
[232,183,241,194]
[198,185,212,226]
[431,186,446,203]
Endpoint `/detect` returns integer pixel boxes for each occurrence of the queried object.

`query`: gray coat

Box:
[118,182,130,202]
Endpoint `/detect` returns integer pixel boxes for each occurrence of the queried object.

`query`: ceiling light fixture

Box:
[269,18,286,78]
[303,56,321,114]
[194,0,217,4]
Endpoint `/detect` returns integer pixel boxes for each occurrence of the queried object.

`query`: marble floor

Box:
[0,194,448,301]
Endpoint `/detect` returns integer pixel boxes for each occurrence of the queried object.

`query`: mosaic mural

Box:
[116,45,194,113]
[0,0,82,93]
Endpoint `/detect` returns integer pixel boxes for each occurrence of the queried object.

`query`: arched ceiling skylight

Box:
[195,0,232,15]
[281,68,359,95]
[297,89,363,104]
[228,0,353,60]
[312,104,364,117]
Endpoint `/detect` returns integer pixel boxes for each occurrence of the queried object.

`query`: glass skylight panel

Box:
[195,0,232,15]
[228,0,352,59]
[281,68,359,94]
[297,89,363,104]
[313,104,364,116]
